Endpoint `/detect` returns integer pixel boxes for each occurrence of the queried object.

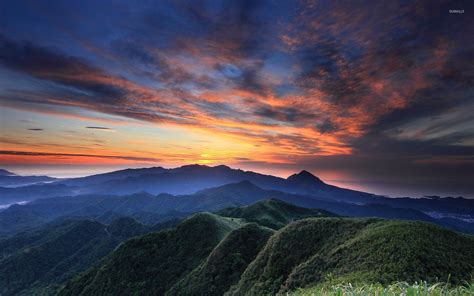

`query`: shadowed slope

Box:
[0,217,149,295]
[59,213,243,296]
[167,223,274,296]
[57,202,473,295]
[59,200,331,295]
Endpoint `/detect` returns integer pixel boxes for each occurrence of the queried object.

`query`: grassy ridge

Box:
[227,218,474,295]
[167,223,274,295]
[217,198,334,229]
[0,217,150,296]
[59,200,474,295]
[291,282,474,296]
[58,213,243,296]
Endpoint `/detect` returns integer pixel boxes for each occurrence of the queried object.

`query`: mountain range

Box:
[0,169,56,189]
[2,199,472,295]
[0,165,381,204]
[0,216,178,295]
[0,164,473,295]
[56,200,472,296]
[0,165,472,236]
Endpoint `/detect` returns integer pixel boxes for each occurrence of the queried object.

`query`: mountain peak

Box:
[176,164,231,171]
[214,164,231,170]
[214,180,262,191]
[0,169,18,176]
[234,180,261,189]
[196,180,263,196]
[287,170,324,184]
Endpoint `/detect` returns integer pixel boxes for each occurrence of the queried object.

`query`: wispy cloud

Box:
[0,0,473,195]
[0,150,161,162]
[85,126,114,132]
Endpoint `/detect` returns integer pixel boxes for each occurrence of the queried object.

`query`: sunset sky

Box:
[0,0,473,197]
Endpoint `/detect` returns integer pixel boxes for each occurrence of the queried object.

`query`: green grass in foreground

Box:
[291,282,474,296]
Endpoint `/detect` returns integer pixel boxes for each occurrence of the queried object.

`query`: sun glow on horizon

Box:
[0,0,472,198]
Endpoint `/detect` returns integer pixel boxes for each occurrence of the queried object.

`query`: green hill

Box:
[217,198,335,229]
[0,217,149,295]
[227,218,474,295]
[59,200,330,295]
[57,200,473,295]
[167,223,274,296]
[58,213,244,295]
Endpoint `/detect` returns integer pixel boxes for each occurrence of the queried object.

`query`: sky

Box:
[0,0,473,198]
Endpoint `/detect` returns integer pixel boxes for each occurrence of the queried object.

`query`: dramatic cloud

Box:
[0,0,473,196]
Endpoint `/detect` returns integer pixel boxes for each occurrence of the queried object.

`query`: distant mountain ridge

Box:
[54,165,473,202]
[2,164,471,203]
[0,169,56,188]
[58,164,371,202]
[59,166,167,186]
[0,180,472,236]
[0,169,17,176]
[0,164,472,235]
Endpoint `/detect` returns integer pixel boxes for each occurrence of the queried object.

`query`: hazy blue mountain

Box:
[0,169,17,176]
[80,164,283,195]
[0,194,111,236]
[63,165,378,204]
[59,166,166,186]
[0,180,472,237]
[0,184,76,205]
[1,165,472,228]
[56,165,472,215]
[375,196,474,217]
[0,169,57,188]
